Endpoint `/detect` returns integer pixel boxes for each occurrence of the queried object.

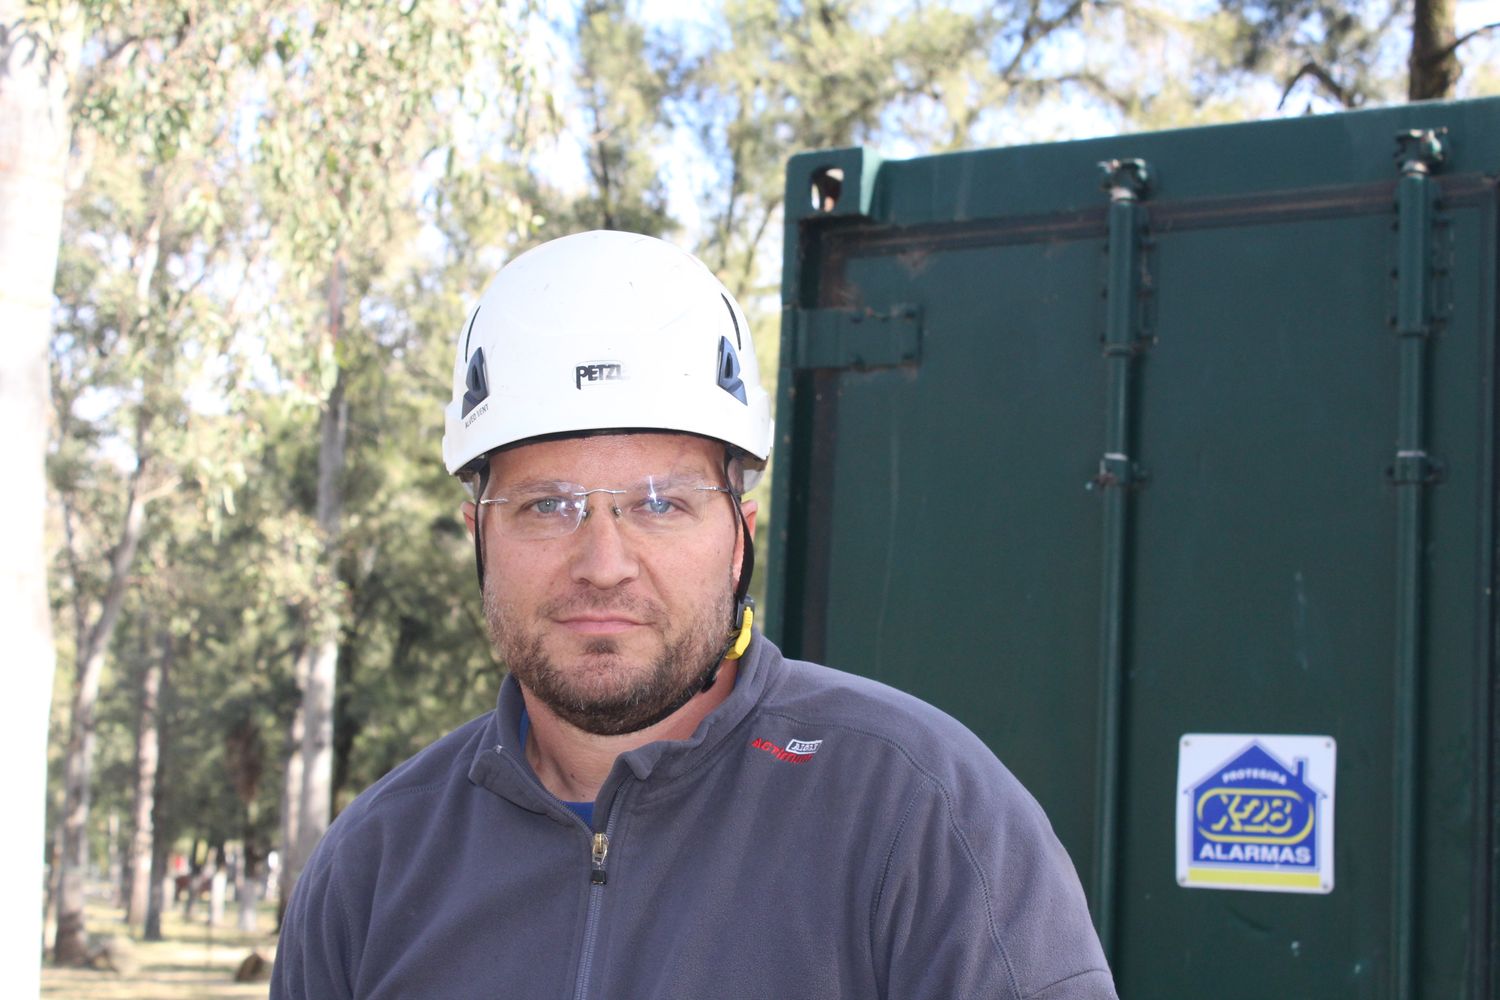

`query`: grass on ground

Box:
[42,892,279,1000]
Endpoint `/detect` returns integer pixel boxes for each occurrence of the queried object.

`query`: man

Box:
[272,231,1117,999]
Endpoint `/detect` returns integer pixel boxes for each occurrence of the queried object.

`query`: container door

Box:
[770,99,1499,999]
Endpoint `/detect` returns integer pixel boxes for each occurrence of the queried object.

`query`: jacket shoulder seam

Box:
[870,787,921,994]
[941,784,1024,999]
[326,852,357,992]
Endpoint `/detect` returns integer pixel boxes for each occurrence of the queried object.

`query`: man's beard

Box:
[484,584,732,736]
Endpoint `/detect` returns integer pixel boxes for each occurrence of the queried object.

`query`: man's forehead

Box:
[487,431,723,479]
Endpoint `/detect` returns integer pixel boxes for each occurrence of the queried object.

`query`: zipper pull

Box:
[590,832,609,885]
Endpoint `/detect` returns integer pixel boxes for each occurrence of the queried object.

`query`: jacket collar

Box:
[467,631,778,816]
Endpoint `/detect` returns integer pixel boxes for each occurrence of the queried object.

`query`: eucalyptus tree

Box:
[46,12,267,954]
[0,0,84,988]
[109,422,293,937]
[321,284,503,806]
[1035,0,1498,119]
[683,0,1054,302]
[569,0,676,236]
[242,0,539,908]
[39,0,542,950]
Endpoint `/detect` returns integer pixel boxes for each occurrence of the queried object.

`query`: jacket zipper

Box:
[572,796,623,1000]
[590,832,609,884]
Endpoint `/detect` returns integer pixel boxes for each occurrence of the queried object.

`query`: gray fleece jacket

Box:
[272,634,1117,999]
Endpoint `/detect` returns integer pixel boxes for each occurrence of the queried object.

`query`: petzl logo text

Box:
[575,361,624,389]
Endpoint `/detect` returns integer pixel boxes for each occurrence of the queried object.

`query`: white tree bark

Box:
[237,862,261,933]
[296,637,339,864]
[0,1,81,989]
[125,635,165,928]
[289,369,347,894]
[277,671,306,920]
[208,868,227,927]
[282,260,348,911]
[142,645,172,943]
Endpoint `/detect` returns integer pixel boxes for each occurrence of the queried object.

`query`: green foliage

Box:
[44,0,1500,890]
[1211,0,1409,108]
[45,0,541,885]
[322,272,502,803]
[568,0,675,235]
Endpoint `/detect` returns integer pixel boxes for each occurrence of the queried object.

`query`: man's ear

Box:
[461,501,477,541]
[739,498,758,540]
[732,499,759,590]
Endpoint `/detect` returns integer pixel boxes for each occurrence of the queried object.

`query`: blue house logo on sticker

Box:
[1192,742,1316,865]
[1180,737,1333,892]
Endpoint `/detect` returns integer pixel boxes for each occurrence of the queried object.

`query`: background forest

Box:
[3,0,1498,990]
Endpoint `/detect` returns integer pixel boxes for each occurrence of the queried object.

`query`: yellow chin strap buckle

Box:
[724,603,754,660]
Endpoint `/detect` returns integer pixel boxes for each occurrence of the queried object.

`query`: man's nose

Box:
[567,504,639,589]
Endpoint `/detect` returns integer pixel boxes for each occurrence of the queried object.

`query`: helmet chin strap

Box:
[471,463,491,590]
[700,451,757,686]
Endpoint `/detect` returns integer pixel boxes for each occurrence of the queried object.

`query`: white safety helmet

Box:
[442,230,773,487]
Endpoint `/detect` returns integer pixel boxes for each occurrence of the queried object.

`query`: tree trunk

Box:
[282,258,349,910]
[144,852,168,941]
[106,810,121,901]
[53,100,167,956]
[182,837,203,919]
[142,636,172,942]
[125,629,167,928]
[53,457,151,965]
[0,1,81,987]
[209,868,227,927]
[238,834,261,933]
[277,662,306,925]
[295,369,347,871]
[223,713,264,933]
[1410,0,1461,100]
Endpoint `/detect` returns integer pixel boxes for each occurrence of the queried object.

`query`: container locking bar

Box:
[1389,127,1446,1000]
[788,305,922,371]
[1090,156,1152,962]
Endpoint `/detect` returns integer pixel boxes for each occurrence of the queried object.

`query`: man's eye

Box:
[523,496,568,515]
[641,497,675,515]
[637,495,684,516]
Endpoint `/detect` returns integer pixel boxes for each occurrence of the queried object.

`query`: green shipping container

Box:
[767,98,1499,998]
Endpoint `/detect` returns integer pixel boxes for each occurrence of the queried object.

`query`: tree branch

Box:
[1277,61,1351,110]
[78,429,152,675]
[738,202,777,301]
[1001,0,1088,80]
[1435,19,1500,61]
[98,33,141,65]
[59,491,89,658]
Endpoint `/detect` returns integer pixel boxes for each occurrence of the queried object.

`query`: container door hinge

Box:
[1088,157,1154,496]
[788,305,922,371]
[1387,128,1448,492]
[1387,449,1445,485]
[1087,453,1149,491]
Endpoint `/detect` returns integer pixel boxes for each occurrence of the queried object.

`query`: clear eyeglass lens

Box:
[484,477,730,539]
